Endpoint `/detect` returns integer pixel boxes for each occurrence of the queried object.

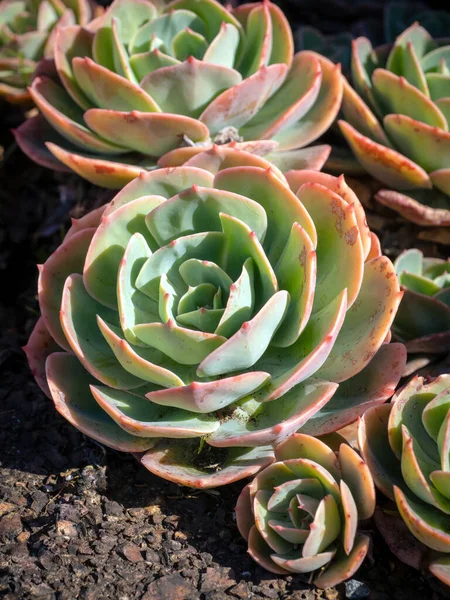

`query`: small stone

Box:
[174,531,187,541]
[56,520,78,538]
[229,583,249,598]
[0,513,22,538]
[200,567,235,594]
[121,543,143,563]
[104,499,124,517]
[16,531,29,543]
[145,504,162,517]
[0,502,15,517]
[31,490,48,514]
[145,549,161,564]
[345,579,371,599]
[143,574,198,600]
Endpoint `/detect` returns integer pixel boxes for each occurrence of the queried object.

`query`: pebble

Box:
[345,579,371,599]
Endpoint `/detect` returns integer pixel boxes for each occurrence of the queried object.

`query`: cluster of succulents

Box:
[4,0,450,591]
[0,0,101,103]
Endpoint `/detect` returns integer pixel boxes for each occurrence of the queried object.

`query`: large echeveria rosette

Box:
[339,23,450,225]
[236,433,375,587]
[24,147,406,488]
[0,0,100,103]
[359,375,450,587]
[14,0,342,188]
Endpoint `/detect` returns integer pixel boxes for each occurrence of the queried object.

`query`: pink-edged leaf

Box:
[84,109,210,156]
[146,372,270,413]
[339,120,432,190]
[23,317,61,398]
[235,484,254,541]
[46,143,147,188]
[197,291,289,378]
[316,256,403,383]
[200,64,288,134]
[29,76,128,154]
[285,171,371,260]
[46,352,155,451]
[103,166,214,216]
[84,194,163,309]
[298,182,364,312]
[157,140,280,167]
[72,56,161,112]
[89,384,220,438]
[54,25,94,110]
[182,145,284,180]
[206,379,338,448]
[357,404,402,500]
[39,228,95,351]
[302,343,406,437]
[240,52,322,141]
[247,525,290,575]
[314,534,370,588]
[366,232,382,261]
[268,144,330,173]
[13,115,72,172]
[429,556,450,587]
[263,290,347,401]
[339,443,375,520]
[60,274,144,389]
[214,165,316,264]
[272,52,343,151]
[375,189,450,226]
[140,439,274,488]
[65,205,107,241]
[140,56,242,118]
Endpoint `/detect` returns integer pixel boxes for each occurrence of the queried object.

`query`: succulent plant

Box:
[24,147,406,488]
[393,249,450,361]
[236,432,375,587]
[14,0,343,188]
[339,23,450,226]
[359,374,450,587]
[0,0,100,104]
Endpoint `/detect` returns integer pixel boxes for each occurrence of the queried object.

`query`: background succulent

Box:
[359,375,450,586]
[393,249,450,376]
[236,433,375,587]
[24,147,405,488]
[14,0,342,188]
[0,0,100,104]
[339,22,450,226]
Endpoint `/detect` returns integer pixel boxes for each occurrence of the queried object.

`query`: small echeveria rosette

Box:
[0,0,100,104]
[339,23,450,226]
[235,433,375,588]
[14,0,342,188]
[24,147,406,489]
[393,249,450,375]
[359,375,450,587]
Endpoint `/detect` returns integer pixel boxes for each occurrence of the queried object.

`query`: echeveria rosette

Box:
[0,0,100,104]
[359,375,450,587]
[24,147,406,488]
[236,433,375,587]
[393,249,450,367]
[13,0,343,188]
[339,23,450,226]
